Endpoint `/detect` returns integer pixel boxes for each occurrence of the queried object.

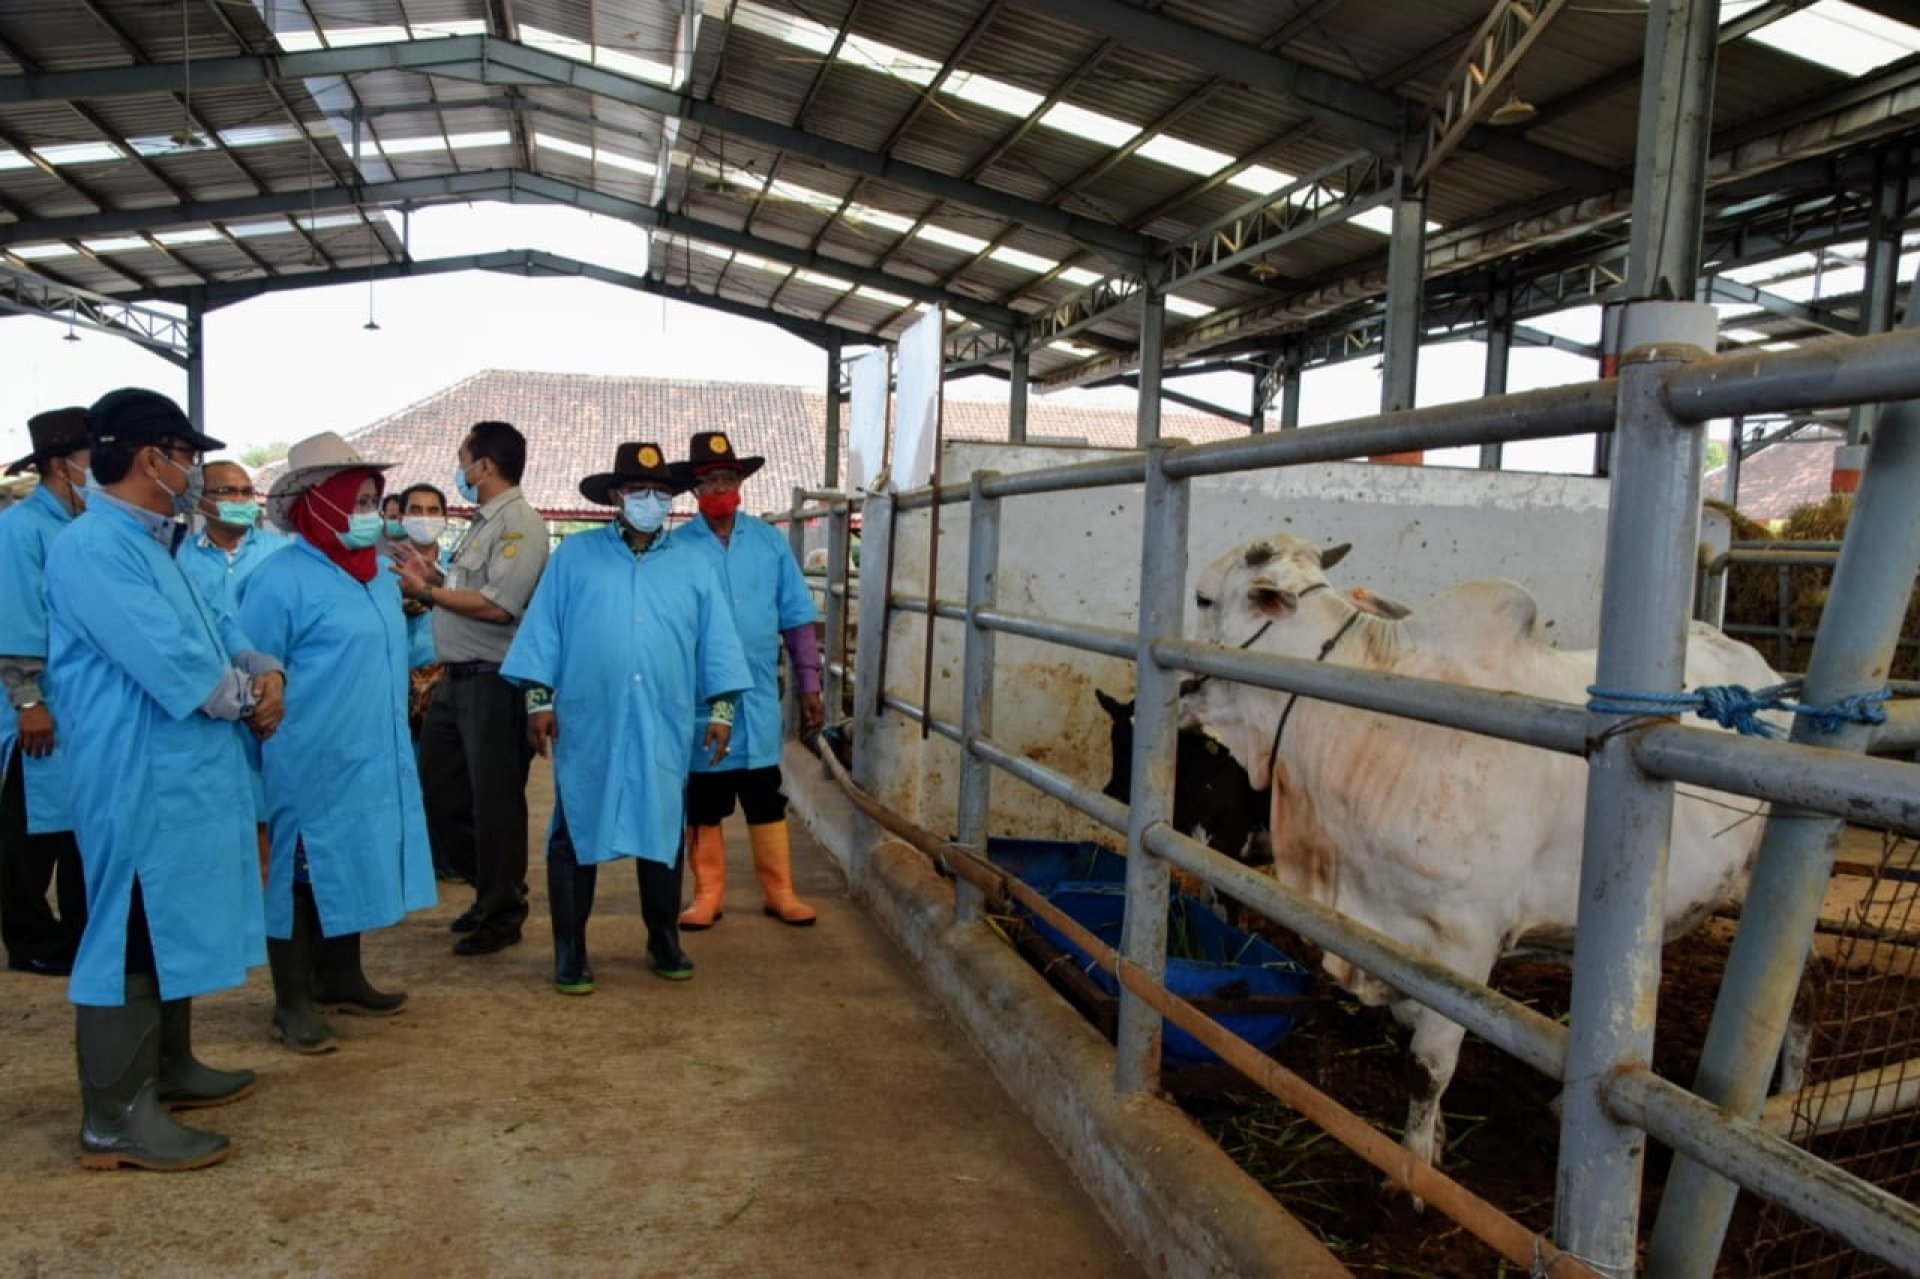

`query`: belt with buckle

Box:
[443,661,503,679]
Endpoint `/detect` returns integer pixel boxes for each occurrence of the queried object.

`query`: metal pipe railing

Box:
[1665,327,1920,422]
[1633,725,1920,837]
[1142,822,1569,1079]
[1155,636,1593,755]
[881,692,961,743]
[968,733,1130,833]
[975,609,1138,660]
[889,595,966,623]
[1608,1067,1920,1273]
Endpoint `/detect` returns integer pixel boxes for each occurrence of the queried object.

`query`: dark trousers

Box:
[546,800,685,971]
[684,765,789,827]
[419,671,531,931]
[1,742,86,966]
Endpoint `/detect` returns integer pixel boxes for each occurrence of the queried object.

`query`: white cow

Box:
[1182,534,1782,1169]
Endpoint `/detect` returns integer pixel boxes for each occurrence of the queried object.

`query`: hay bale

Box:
[1720,494,1920,679]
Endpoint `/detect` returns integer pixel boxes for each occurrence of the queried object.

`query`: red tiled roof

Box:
[259,370,1255,520]
[1705,435,1843,523]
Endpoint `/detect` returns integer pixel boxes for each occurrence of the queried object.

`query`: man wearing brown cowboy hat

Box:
[674,430,824,931]
[502,443,749,992]
[0,408,92,977]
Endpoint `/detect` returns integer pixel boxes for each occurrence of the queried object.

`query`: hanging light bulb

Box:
[363,220,381,331]
[62,309,80,343]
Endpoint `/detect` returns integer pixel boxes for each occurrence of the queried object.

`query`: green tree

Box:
[1704,440,1729,472]
[241,441,290,468]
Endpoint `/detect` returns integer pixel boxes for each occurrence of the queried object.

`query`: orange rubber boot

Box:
[749,821,817,926]
[678,825,728,930]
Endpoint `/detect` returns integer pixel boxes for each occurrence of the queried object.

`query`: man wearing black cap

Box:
[0,408,92,977]
[41,387,279,1172]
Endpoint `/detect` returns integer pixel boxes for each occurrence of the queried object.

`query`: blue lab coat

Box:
[502,523,750,866]
[177,523,290,615]
[676,513,818,772]
[238,539,436,938]
[44,499,266,1005]
[0,484,77,833]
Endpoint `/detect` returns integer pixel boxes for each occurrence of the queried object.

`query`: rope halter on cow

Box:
[1267,583,1367,769]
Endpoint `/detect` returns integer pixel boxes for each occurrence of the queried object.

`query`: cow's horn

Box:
[1321,542,1352,569]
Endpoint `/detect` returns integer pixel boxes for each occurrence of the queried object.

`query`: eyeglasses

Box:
[154,441,204,466]
[204,485,257,499]
[614,485,676,500]
[695,472,743,493]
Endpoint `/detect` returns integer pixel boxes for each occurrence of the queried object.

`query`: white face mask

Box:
[403,515,446,545]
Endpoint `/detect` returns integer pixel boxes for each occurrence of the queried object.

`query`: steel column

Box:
[823,500,852,738]
[1280,351,1302,430]
[1115,440,1189,1095]
[1848,163,1904,445]
[785,487,808,739]
[824,335,842,487]
[1009,333,1030,444]
[847,493,898,879]
[1380,176,1426,417]
[1135,281,1166,447]
[954,471,1002,923]
[1480,286,1513,470]
[1646,298,1920,1275]
[1625,0,1719,302]
[1555,305,1716,1273]
[185,291,206,431]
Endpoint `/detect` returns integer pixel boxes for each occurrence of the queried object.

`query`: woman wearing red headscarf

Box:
[239,432,436,1054]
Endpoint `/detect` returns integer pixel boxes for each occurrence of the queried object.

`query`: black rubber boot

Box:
[637,855,693,981]
[267,885,336,1054]
[312,932,406,1016]
[157,998,256,1110]
[77,974,230,1171]
[547,817,597,995]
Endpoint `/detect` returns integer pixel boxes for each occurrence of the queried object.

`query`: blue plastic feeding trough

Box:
[986,838,1313,1069]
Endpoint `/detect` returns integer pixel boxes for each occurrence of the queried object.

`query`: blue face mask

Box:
[454,460,480,503]
[622,491,673,533]
[339,512,384,549]
[216,501,261,529]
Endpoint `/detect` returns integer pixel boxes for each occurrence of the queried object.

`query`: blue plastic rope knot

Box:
[1586,681,1890,739]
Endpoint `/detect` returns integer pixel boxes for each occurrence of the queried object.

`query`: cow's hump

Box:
[1405,579,1542,655]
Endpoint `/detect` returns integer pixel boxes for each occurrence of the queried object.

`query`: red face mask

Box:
[698,490,742,520]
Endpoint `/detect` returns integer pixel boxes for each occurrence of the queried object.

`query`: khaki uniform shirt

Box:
[433,486,550,663]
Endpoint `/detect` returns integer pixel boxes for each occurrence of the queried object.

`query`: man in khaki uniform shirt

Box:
[395,420,549,954]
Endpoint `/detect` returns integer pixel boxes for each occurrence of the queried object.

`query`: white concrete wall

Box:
[867,441,1612,843]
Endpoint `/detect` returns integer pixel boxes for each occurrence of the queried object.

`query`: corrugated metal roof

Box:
[0,0,1914,387]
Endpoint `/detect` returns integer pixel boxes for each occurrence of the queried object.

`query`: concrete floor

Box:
[0,760,1139,1278]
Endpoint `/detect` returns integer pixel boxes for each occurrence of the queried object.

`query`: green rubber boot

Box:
[267,886,336,1054]
[312,932,407,1016]
[77,974,230,1172]
[157,998,257,1110]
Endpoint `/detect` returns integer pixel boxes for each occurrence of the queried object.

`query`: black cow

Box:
[1095,688,1271,869]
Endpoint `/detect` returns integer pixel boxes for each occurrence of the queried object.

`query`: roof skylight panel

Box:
[1049,340,1100,357]
[854,285,914,307]
[989,246,1060,273]
[520,24,681,87]
[1059,267,1103,287]
[1134,134,1234,177]
[34,141,124,166]
[945,71,1045,117]
[154,227,227,246]
[379,130,512,155]
[7,245,78,260]
[537,133,658,177]
[0,148,32,170]
[1737,0,1920,74]
[1228,165,1300,196]
[1164,295,1215,318]
[723,1,839,56]
[838,34,942,86]
[1721,328,1772,343]
[228,218,297,238]
[794,269,855,292]
[916,224,992,254]
[81,237,149,253]
[1038,102,1140,149]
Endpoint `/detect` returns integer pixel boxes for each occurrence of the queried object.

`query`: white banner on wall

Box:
[846,349,889,492]
[891,308,944,490]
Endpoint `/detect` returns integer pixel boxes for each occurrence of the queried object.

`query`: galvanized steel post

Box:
[785,486,808,739]
[824,334,843,486]
[1556,304,1717,1273]
[823,499,851,731]
[1480,281,1511,470]
[1135,278,1165,448]
[1645,347,1920,1276]
[1116,441,1189,1095]
[955,471,1002,923]
[847,493,897,880]
[1009,330,1030,444]
[186,291,206,431]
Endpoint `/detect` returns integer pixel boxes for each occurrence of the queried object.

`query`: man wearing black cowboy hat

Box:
[674,430,824,932]
[502,443,750,993]
[0,407,92,977]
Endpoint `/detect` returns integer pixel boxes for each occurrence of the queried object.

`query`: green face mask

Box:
[384,518,407,539]
[216,501,261,529]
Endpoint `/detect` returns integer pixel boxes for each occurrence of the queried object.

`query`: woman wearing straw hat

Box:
[241,432,436,1052]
